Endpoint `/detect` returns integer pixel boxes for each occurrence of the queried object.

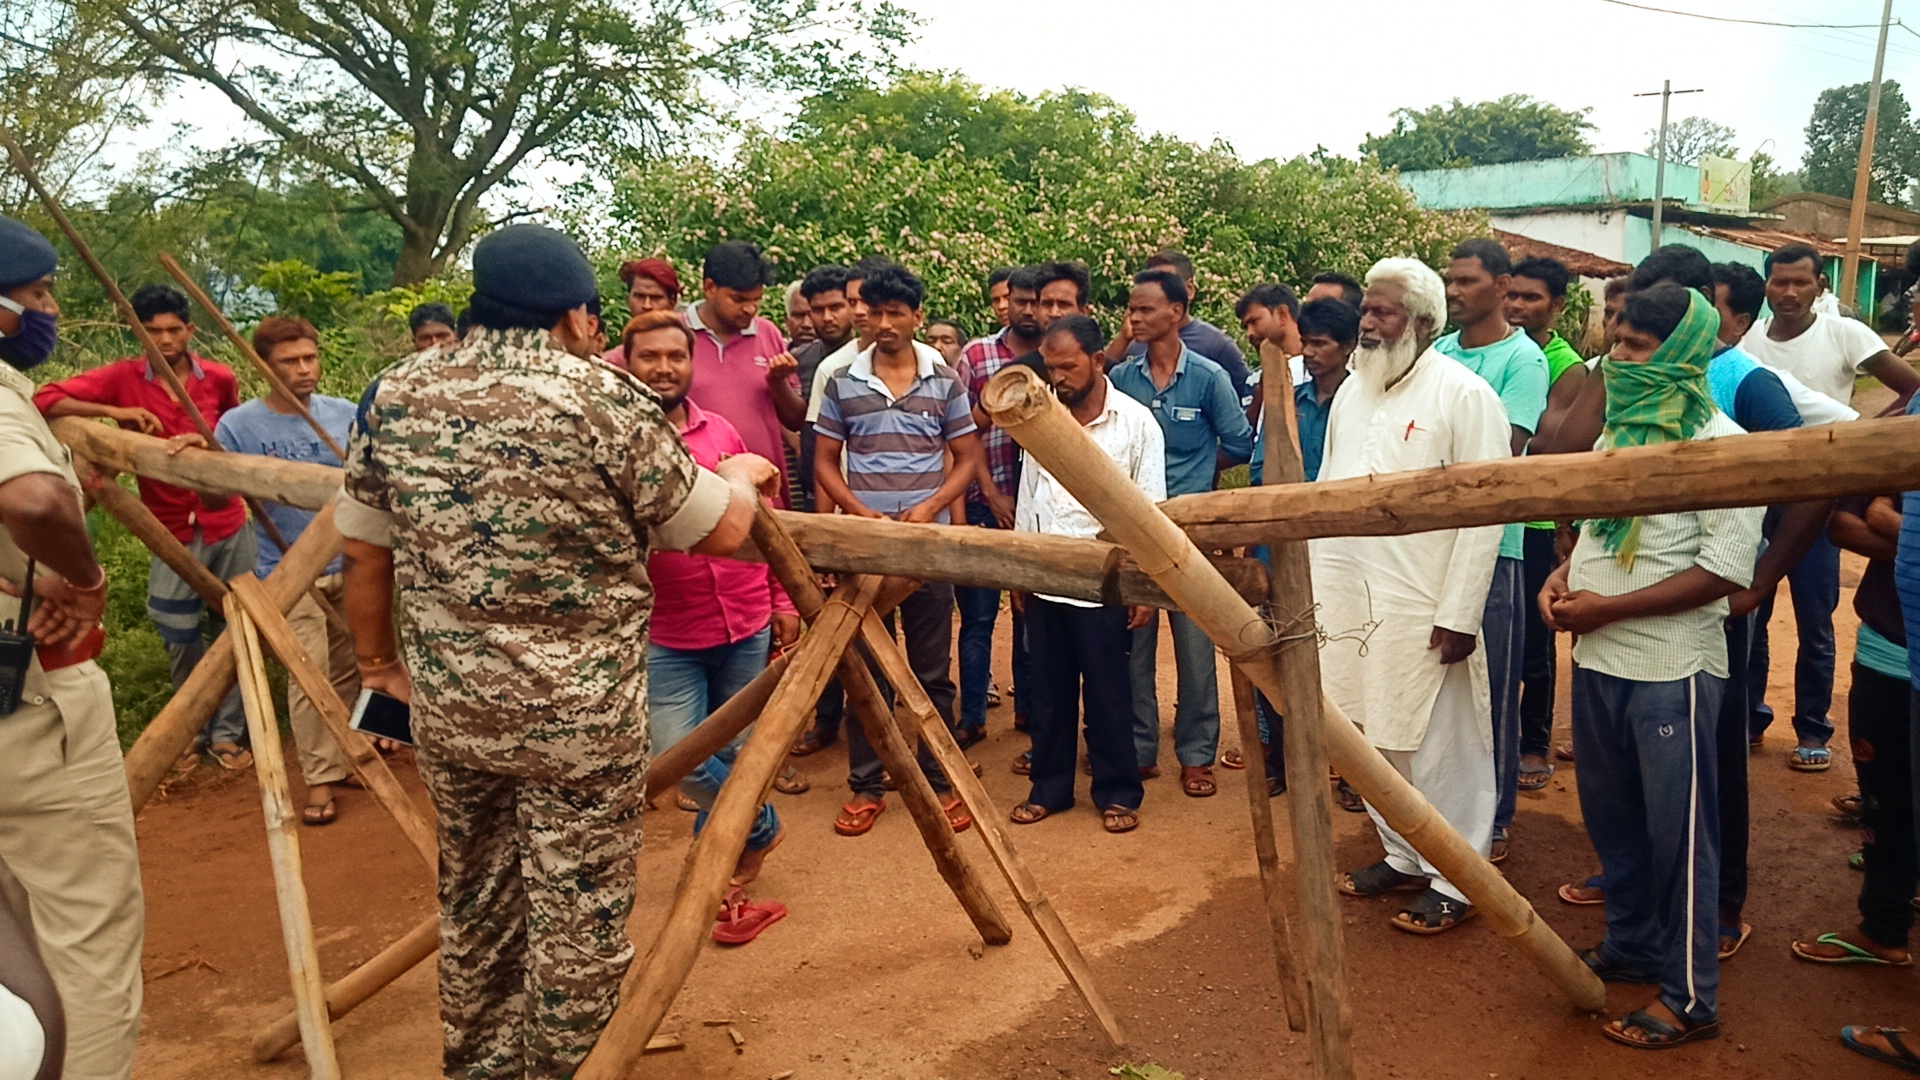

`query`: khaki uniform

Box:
[285,574,355,786]
[337,326,730,1079]
[0,363,144,1080]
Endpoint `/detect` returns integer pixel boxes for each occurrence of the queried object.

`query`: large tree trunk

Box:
[389,226,443,287]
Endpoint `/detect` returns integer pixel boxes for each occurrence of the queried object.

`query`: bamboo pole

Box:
[122,505,344,811]
[53,418,342,510]
[1256,340,1354,1077]
[982,364,1608,1014]
[750,505,1012,945]
[255,913,438,1061]
[229,574,437,872]
[228,594,341,1080]
[157,252,347,460]
[1227,665,1306,1033]
[578,576,888,1080]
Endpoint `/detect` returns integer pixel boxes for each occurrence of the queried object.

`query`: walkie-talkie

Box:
[0,560,35,716]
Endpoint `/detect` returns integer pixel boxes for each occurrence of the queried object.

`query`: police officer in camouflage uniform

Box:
[335,225,777,1079]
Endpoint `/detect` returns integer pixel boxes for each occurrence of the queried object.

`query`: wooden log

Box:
[1164,413,1920,548]
[73,458,227,607]
[158,252,347,460]
[854,606,1128,1048]
[577,576,886,1080]
[52,418,344,511]
[253,912,438,1062]
[229,574,437,873]
[1227,665,1306,1034]
[749,505,1013,946]
[122,505,344,812]
[1256,341,1355,1078]
[982,364,1608,1014]
[228,595,341,1080]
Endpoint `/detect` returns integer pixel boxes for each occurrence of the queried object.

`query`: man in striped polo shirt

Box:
[814,263,988,837]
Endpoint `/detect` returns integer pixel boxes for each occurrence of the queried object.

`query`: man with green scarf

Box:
[1540,282,1764,1051]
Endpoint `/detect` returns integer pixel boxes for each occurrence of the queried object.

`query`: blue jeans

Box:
[1130,610,1221,769]
[1486,557,1526,835]
[956,501,1029,731]
[1573,668,1723,1026]
[647,629,779,852]
[1749,531,1839,746]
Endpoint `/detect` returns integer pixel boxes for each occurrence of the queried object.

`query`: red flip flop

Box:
[713,890,788,946]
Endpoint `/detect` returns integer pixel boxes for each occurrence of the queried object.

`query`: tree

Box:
[1802,80,1920,206]
[90,0,912,285]
[1644,116,1738,167]
[0,0,147,209]
[1360,94,1595,172]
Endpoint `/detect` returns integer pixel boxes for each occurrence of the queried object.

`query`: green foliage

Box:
[255,260,363,327]
[1803,81,1920,206]
[87,503,174,747]
[1361,94,1595,172]
[370,277,474,328]
[1554,283,1595,353]
[1750,150,1801,206]
[1645,116,1738,167]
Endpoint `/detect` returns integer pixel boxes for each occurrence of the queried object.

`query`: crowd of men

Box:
[4,204,1920,1079]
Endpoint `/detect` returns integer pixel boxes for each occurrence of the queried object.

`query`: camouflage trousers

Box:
[418,752,645,1080]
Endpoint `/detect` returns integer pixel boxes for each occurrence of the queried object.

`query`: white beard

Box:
[1350,331,1422,392]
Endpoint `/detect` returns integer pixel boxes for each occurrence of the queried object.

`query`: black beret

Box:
[472,224,599,313]
[0,216,58,291]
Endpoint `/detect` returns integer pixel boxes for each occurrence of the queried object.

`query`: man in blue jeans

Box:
[1110,268,1252,797]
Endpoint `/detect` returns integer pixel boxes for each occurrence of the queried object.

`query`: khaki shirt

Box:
[0,362,97,703]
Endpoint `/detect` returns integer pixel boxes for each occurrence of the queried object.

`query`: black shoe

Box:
[953,724,987,750]
[1582,947,1660,984]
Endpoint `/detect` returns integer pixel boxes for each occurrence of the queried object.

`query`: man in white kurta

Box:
[1314,258,1511,933]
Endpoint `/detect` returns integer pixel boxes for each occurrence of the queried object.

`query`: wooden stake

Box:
[1256,342,1355,1078]
[749,505,1012,945]
[157,252,347,460]
[122,504,344,812]
[227,594,341,1080]
[577,576,888,1080]
[1226,665,1306,1033]
[983,363,1608,1014]
[74,459,227,606]
[229,574,437,873]
[254,913,439,1062]
[53,418,342,511]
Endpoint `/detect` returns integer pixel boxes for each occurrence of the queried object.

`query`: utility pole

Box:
[1841,0,1896,311]
[1635,80,1704,250]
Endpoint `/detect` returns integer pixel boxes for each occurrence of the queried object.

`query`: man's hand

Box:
[772,612,801,651]
[765,352,799,386]
[1428,626,1476,664]
[1546,591,1616,636]
[110,407,165,436]
[1726,587,1766,619]
[1,569,107,652]
[714,452,780,499]
[1127,605,1154,630]
[358,660,413,706]
[1538,561,1572,630]
[1010,590,1027,615]
[986,490,1015,529]
[164,432,208,456]
[900,501,939,525]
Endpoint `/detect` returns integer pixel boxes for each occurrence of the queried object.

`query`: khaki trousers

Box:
[0,662,144,1080]
[286,574,356,787]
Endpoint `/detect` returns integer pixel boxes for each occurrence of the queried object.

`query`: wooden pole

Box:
[122,505,344,812]
[1257,341,1355,1077]
[983,364,1608,1014]
[578,576,888,1080]
[1842,0,1897,307]
[1227,665,1306,1033]
[53,418,342,509]
[157,252,347,460]
[749,505,1012,945]
[74,459,227,606]
[255,913,438,1062]
[227,595,341,1080]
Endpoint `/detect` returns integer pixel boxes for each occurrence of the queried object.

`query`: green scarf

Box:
[1587,290,1720,567]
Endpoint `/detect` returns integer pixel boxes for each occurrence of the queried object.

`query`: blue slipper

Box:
[1790,746,1832,772]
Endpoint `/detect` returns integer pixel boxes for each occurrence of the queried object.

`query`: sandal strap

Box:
[1621,1009,1685,1042]
[1816,932,1887,961]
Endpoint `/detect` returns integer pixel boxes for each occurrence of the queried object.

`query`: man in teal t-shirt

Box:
[1436,238,1549,862]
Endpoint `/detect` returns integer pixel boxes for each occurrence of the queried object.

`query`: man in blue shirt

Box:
[214,315,361,825]
[1111,269,1253,798]
[1434,238,1550,864]
[1251,297,1354,485]
[1124,250,1256,419]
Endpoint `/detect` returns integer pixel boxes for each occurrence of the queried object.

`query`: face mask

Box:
[0,297,57,371]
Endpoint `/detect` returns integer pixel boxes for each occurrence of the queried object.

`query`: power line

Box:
[1597,0,1916,35]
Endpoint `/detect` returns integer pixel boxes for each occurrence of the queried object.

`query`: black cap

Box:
[0,216,58,291]
[471,225,599,313]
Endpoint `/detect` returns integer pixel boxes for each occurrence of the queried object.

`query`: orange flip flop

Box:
[942,796,973,833]
[713,889,788,946]
[834,799,885,836]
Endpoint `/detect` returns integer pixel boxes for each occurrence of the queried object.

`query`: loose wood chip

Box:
[728,1025,746,1048]
[643,1033,683,1053]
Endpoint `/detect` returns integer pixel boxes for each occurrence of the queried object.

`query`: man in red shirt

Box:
[34,283,257,770]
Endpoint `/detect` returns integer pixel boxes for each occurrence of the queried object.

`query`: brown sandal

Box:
[1102,805,1140,833]
[772,767,810,795]
[1181,765,1217,798]
[789,727,837,757]
[1219,749,1247,770]
[1009,802,1051,825]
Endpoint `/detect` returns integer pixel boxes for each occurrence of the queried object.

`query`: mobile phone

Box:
[349,688,414,746]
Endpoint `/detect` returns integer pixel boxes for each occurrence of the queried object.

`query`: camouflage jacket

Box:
[338,326,732,782]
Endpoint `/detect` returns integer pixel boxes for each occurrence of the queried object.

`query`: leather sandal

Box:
[1181,765,1217,798]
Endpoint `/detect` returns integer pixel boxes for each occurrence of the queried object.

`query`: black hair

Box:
[986,266,1016,294]
[1034,260,1092,307]
[1296,298,1361,346]
[131,283,190,323]
[1764,242,1825,279]
[1710,261,1767,322]
[1042,314,1107,357]
[849,255,895,283]
[1235,282,1299,320]
[1603,275,1630,300]
[1450,237,1512,277]
[1629,244,1712,293]
[1311,271,1365,308]
[1619,282,1692,341]
[467,291,572,332]
[1006,265,1044,297]
[801,264,852,301]
[1146,249,1195,280]
[1133,268,1188,308]
[1906,239,1920,278]
[859,264,926,311]
[927,317,966,340]
[1510,256,1571,300]
[409,302,457,334]
[702,240,777,290]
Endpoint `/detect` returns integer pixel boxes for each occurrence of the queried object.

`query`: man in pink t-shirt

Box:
[683,241,805,508]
